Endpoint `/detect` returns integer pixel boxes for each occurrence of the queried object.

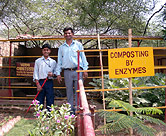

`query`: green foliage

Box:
[0,0,165,48]
[160,5,166,40]
[162,27,166,40]
[98,99,166,136]
[0,0,78,45]
[29,100,76,136]
[70,0,150,35]
[89,73,166,107]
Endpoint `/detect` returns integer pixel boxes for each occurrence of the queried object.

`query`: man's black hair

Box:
[63,27,74,34]
[42,43,51,49]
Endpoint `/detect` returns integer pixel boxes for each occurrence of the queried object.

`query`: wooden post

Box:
[8,42,12,97]
[97,34,106,130]
[97,34,105,110]
[128,29,133,135]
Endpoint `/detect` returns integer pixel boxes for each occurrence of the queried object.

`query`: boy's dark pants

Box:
[37,79,54,109]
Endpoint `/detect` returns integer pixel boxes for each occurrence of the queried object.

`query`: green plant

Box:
[89,73,166,107]
[89,74,129,101]
[29,100,76,136]
[98,98,166,136]
[136,73,165,107]
[162,27,166,40]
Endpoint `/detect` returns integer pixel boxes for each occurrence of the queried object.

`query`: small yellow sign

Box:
[16,63,34,77]
[108,47,154,78]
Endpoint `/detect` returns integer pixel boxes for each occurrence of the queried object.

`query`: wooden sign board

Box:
[108,47,154,78]
[16,63,34,77]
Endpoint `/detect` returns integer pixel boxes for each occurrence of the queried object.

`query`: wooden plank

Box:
[11,82,31,86]
[0,100,31,106]
[0,35,163,42]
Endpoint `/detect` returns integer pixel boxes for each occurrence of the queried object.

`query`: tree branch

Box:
[140,2,166,45]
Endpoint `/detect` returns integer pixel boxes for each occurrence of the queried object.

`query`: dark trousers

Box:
[37,79,54,110]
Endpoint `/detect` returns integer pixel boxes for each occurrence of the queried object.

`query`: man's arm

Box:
[57,75,62,84]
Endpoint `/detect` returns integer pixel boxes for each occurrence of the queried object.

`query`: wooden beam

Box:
[0,35,163,42]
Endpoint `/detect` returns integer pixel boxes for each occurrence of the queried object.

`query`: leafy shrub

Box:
[89,73,165,107]
[99,98,166,136]
[29,100,76,136]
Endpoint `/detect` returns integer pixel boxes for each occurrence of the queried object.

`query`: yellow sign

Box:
[108,47,154,78]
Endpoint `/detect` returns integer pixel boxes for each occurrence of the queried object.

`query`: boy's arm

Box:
[35,79,42,92]
[33,60,39,82]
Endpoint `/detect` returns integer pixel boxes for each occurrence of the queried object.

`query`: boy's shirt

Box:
[33,56,56,81]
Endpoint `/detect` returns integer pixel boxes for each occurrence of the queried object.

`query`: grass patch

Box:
[4,118,36,136]
[0,116,13,127]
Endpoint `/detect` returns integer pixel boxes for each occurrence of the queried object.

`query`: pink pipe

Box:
[79,80,95,136]
[137,41,140,47]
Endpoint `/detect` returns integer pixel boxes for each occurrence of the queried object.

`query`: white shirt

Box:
[56,40,88,75]
[33,56,56,81]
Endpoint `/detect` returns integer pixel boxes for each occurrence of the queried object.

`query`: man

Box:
[56,27,88,114]
[33,43,56,110]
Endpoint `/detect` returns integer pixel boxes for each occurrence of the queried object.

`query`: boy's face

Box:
[42,48,51,57]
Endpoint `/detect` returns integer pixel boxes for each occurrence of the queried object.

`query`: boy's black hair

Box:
[42,43,51,49]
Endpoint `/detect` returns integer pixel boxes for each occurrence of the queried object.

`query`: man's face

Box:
[64,30,74,41]
[42,48,51,57]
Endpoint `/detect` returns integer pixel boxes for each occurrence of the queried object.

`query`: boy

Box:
[33,43,56,109]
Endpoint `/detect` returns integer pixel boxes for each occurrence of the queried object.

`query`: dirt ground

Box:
[0,100,166,136]
[0,107,35,127]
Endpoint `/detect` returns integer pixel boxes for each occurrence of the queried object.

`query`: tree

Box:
[0,0,165,48]
[70,0,151,35]
[2,0,81,35]
[0,0,79,47]
[161,3,166,40]
[0,0,11,19]
[69,0,165,48]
